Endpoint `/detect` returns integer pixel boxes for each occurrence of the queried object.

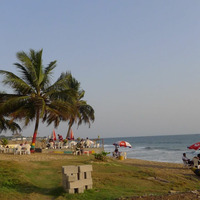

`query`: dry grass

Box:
[0,153,199,200]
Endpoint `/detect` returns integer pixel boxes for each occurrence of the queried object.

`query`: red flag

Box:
[53,129,56,141]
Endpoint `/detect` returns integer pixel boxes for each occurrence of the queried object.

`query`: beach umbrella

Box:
[113,141,132,148]
[69,129,74,140]
[52,130,56,141]
[188,142,200,150]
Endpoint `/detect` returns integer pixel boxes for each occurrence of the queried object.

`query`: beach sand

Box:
[0,153,199,199]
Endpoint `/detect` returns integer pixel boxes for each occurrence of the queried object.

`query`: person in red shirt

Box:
[58,134,63,141]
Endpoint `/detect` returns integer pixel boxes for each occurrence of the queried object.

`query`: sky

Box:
[1,0,200,139]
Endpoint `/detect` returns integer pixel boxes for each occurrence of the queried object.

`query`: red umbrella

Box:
[52,129,56,141]
[188,142,200,150]
[113,141,132,148]
[69,129,74,140]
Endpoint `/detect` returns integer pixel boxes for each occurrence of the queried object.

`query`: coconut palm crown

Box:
[0,49,74,151]
[64,72,95,139]
[41,71,95,139]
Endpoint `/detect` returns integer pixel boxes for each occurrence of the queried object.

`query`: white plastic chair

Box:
[63,144,69,149]
[50,142,54,149]
[14,145,22,155]
[0,147,5,153]
[23,144,31,155]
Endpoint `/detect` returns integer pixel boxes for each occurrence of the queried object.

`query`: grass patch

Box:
[0,155,199,199]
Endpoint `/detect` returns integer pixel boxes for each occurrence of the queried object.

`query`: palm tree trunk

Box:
[66,122,73,139]
[31,109,40,152]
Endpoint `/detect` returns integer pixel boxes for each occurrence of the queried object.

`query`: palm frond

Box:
[0,70,33,95]
[0,116,21,133]
[14,63,35,88]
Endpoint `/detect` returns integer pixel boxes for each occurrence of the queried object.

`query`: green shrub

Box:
[1,138,8,147]
[63,139,67,144]
[93,151,110,161]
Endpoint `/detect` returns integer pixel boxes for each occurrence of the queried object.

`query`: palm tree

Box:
[66,99,95,139]
[0,49,74,151]
[64,72,95,139]
[41,71,95,139]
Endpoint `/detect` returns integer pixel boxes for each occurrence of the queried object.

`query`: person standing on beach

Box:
[58,134,63,149]
[84,137,90,148]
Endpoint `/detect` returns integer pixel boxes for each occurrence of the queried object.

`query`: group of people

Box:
[75,137,91,155]
[47,135,93,152]
[47,134,65,149]
[182,152,200,166]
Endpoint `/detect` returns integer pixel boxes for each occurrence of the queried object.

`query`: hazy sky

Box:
[1,0,200,138]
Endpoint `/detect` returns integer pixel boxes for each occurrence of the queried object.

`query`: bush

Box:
[1,138,8,147]
[93,151,110,161]
[63,139,67,144]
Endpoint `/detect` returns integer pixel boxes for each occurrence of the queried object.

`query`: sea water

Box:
[103,134,200,163]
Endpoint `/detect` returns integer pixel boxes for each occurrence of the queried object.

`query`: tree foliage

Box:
[0,49,95,149]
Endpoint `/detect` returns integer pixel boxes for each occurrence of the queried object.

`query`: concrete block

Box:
[62,175,67,188]
[85,171,92,179]
[67,175,77,182]
[65,182,70,189]
[65,188,75,194]
[65,187,85,194]
[62,165,93,194]
[78,172,84,180]
[78,165,93,172]
[62,166,78,174]
[78,186,85,193]
[69,178,93,188]
[62,174,77,183]
[86,184,93,189]
[62,181,67,189]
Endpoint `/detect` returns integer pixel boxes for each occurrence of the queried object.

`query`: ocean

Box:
[103,134,200,163]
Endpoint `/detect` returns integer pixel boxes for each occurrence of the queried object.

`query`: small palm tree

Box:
[0,49,74,151]
[66,99,95,138]
[42,72,95,139]
[64,72,95,138]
